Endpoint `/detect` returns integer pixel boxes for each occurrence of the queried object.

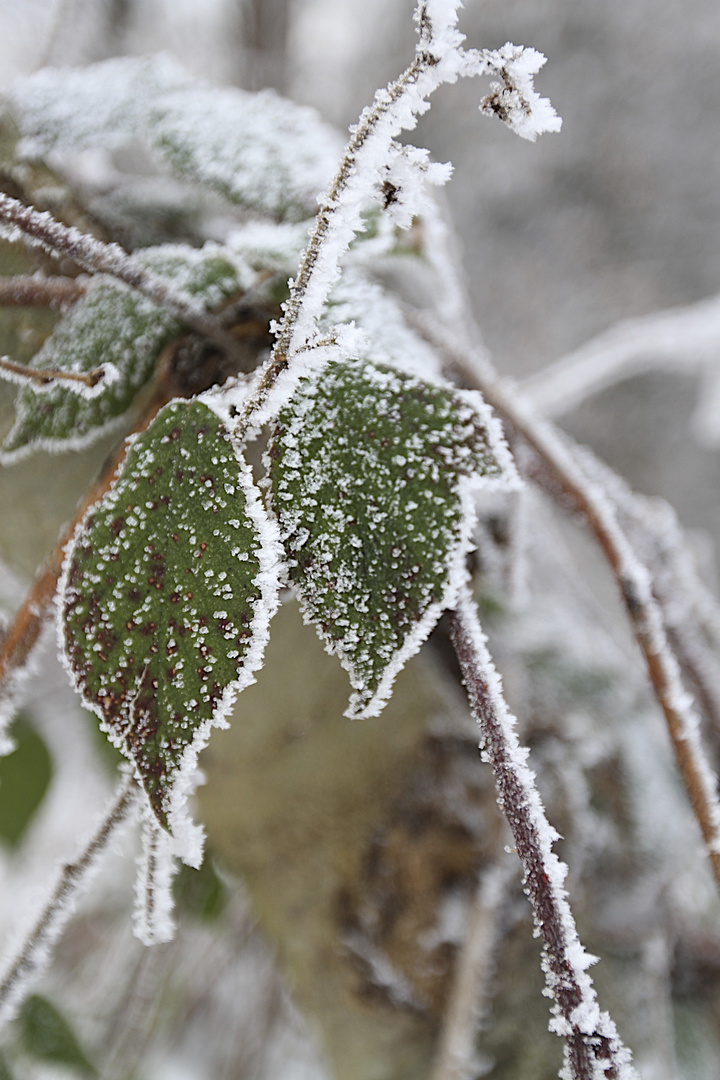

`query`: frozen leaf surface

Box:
[9,55,340,222]
[268,357,515,718]
[1,245,247,461]
[59,399,280,849]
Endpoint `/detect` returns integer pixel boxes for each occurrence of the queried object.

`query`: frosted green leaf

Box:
[9,55,340,222]
[59,400,280,840]
[267,357,515,718]
[1,245,246,462]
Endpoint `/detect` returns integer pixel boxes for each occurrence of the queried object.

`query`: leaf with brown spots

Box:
[266,357,517,719]
[59,399,280,853]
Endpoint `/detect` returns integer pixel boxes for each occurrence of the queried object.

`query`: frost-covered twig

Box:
[0,273,88,309]
[430,863,516,1080]
[417,316,720,889]
[233,0,560,432]
[0,774,140,1029]
[0,353,110,390]
[0,193,242,360]
[449,591,637,1080]
[133,814,178,946]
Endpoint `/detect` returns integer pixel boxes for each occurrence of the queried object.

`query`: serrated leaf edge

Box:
[277,380,520,720]
[55,409,284,866]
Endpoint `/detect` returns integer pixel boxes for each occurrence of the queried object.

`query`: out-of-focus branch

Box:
[0,274,88,309]
[415,314,720,892]
[0,774,139,1028]
[521,293,720,420]
[0,353,108,389]
[0,193,242,361]
[430,863,516,1080]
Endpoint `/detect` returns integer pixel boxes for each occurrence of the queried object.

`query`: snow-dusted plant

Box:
[0,2,718,1078]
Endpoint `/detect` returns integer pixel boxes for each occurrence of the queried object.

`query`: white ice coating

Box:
[454,591,639,1079]
[10,54,341,221]
[55,405,284,869]
[267,0,561,375]
[134,809,179,946]
[0,774,140,1029]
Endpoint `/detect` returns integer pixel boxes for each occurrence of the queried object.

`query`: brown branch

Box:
[0,274,88,309]
[0,773,139,1025]
[417,316,720,891]
[448,593,635,1080]
[0,375,177,723]
[0,353,107,389]
[0,193,242,361]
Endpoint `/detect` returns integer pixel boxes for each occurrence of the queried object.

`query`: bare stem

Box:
[0,774,140,1026]
[0,193,242,360]
[0,353,107,389]
[448,592,636,1080]
[416,316,720,892]
[430,863,516,1080]
[0,274,88,309]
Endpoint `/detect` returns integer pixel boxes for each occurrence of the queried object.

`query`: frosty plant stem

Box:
[235,0,560,432]
[0,774,140,1027]
[449,590,637,1080]
[0,193,242,360]
[422,319,720,890]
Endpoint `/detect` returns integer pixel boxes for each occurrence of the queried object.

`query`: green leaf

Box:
[9,55,340,222]
[19,995,96,1076]
[173,853,228,923]
[59,399,280,848]
[0,717,52,848]
[1,245,247,462]
[267,357,515,718]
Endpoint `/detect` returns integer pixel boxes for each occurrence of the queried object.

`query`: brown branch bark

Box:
[0,193,242,361]
[0,353,107,389]
[0,274,88,309]
[417,317,720,891]
[448,594,635,1080]
[0,375,176,721]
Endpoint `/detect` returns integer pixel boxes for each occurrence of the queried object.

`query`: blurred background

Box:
[1,1,720,1078]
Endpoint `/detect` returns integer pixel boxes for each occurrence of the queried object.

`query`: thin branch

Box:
[231,1,559,433]
[0,353,108,389]
[0,193,242,360]
[0,375,177,733]
[430,862,517,1080]
[0,274,88,309]
[449,591,637,1080]
[0,774,140,1027]
[521,292,720,420]
[417,315,720,891]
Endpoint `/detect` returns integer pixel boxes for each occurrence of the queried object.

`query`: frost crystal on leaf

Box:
[59,400,281,861]
[267,357,517,718]
[0,245,250,461]
[9,55,341,222]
